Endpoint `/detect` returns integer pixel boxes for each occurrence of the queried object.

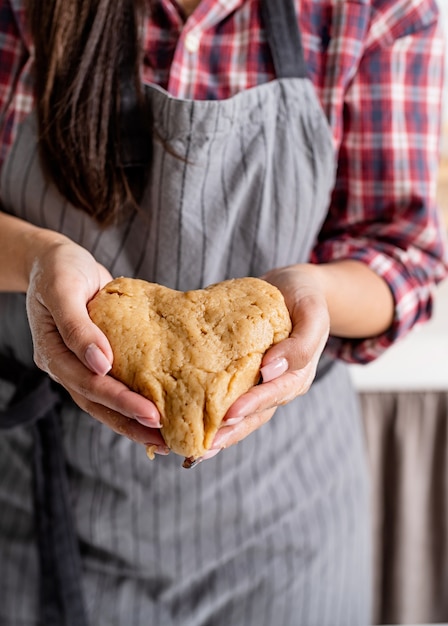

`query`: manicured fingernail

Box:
[260,357,288,383]
[202,448,221,461]
[85,343,112,376]
[223,414,245,426]
[135,415,162,428]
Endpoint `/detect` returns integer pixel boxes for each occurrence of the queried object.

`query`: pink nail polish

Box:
[223,414,245,426]
[260,357,288,383]
[134,415,162,428]
[85,343,112,376]
[201,448,221,461]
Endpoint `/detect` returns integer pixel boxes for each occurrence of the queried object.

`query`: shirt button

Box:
[185,32,200,53]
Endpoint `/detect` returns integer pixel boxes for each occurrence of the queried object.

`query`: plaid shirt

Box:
[0,0,447,363]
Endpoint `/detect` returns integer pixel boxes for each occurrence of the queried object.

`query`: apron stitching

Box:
[175,100,195,290]
[37,178,50,228]
[224,111,246,279]
[200,106,221,285]
[19,143,39,223]
[57,198,69,233]
[248,90,268,277]
[153,135,167,281]
[109,208,138,276]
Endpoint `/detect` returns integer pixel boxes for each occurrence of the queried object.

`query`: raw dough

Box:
[88,277,291,459]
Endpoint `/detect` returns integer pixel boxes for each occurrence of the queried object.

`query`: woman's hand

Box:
[198,258,394,462]
[201,264,331,461]
[25,233,166,452]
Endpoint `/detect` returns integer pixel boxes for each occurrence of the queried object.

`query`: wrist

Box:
[264,260,393,339]
[262,262,330,326]
[0,211,70,292]
[301,259,394,338]
[24,227,71,288]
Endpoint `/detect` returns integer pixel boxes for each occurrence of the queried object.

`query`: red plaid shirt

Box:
[0,0,447,363]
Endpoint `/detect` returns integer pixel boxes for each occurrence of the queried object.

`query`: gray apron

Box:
[0,1,372,624]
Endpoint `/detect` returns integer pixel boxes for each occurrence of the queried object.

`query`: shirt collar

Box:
[149,0,244,27]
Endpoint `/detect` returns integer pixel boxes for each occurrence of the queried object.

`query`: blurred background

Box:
[438,0,448,227]
[349,4,448,625]
[351,1,448,393]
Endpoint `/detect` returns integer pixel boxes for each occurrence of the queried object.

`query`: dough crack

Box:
[88,276,291,459]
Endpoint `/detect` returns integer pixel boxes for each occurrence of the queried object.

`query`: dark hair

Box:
[26,0,152,225]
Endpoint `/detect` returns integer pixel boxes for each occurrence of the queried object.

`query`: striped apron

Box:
[0,1,372,624]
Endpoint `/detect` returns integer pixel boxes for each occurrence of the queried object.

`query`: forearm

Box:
[0,210,68,292]
[298,260,395,339]
[0,208,396,338]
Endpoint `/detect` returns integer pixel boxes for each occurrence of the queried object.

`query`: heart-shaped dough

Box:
[88,276,291,459]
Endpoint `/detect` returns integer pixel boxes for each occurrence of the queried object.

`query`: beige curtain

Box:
[360,391,448,625]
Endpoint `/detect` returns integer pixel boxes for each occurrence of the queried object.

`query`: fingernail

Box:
[85,343,112,376]
[202,448,221,461]
[223,414,245,426]
[260,357,288,383]
[135,415,162,428]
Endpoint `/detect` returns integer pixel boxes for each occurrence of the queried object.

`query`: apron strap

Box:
[261,0,308,79]
[0,359,89,626]
[119,0,307,168]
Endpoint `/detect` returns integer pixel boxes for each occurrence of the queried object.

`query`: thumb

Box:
[53,294,113,376]
[25,236,115,377]
[261,297,329,378]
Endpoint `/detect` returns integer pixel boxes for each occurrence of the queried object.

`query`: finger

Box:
[185,407,277,466]
[32,273,114,376]
[29,301,113,378]
[263,307,329,376]
[195,365,317,464]
[40,331,161,424]
[69,389,167,447]
[223,366,316,424]
[213,407,276,451]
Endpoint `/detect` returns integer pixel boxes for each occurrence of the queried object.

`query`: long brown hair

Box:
[26,0,152,225]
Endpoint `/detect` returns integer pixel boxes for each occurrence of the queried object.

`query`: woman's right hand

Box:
[25,232,167,452]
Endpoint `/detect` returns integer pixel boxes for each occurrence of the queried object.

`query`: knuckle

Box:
[47,371,63,385]
[61,321,80,348]
[290,367,315,395]
[111,415,134,438]
[99,409,139,442]
[296,343,315,366]
[71,379,137,438]
[62,319,87,351]
[32,350,46,372]
[74,375,98,403]
[67,390,92,416]
[32,350,57,382]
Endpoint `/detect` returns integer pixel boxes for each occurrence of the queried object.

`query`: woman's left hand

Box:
[205,264,330,458]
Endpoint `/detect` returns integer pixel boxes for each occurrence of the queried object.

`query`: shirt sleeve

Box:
[0,0,32,171]
[311,0,448,364]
